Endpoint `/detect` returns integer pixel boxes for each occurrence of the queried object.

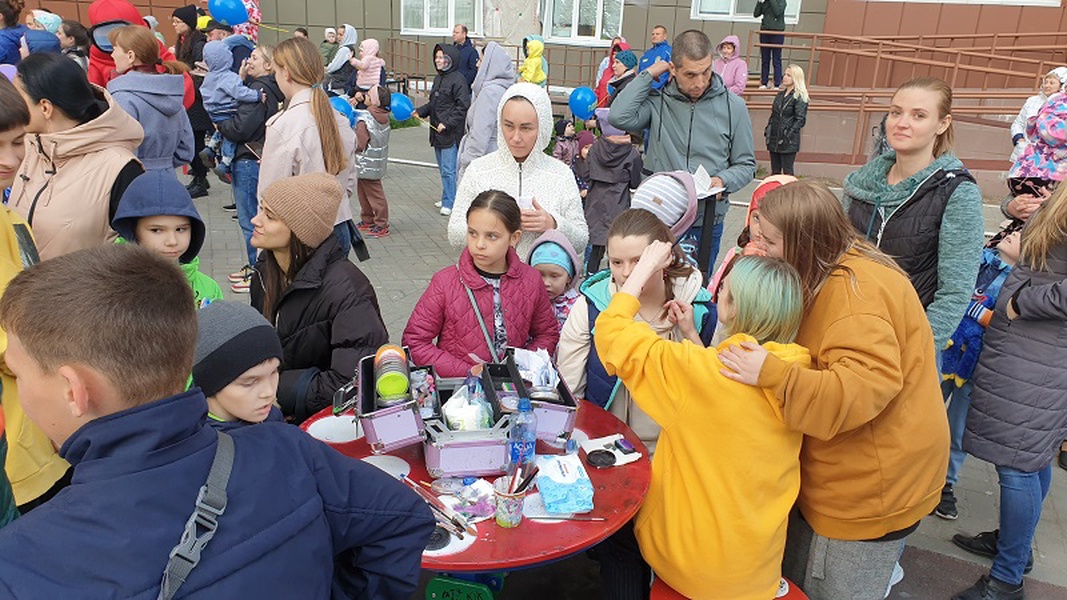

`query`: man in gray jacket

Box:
[610,29,755,275]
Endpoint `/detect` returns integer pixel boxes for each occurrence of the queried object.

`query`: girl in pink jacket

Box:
[403,190,561,377]
[351,38,385,93]
[713,35,748,96]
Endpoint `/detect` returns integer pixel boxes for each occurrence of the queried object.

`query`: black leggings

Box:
[587,245,606,275]
[770,152,796,175]
[587,520,651,599]
[190,129,209,177]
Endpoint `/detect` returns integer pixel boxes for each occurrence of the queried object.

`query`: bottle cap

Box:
[462,476,476,485]
[518,397,532,412]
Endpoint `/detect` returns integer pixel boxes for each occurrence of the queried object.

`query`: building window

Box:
[691,0,802,25]
[544,0,624,47]
[402,0,481,35]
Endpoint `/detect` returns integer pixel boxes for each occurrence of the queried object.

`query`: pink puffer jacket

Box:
[403,247,560,377]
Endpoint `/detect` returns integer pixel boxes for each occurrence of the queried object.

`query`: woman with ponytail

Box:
[8,53,145,261]
[105,25,193,172]
[259,36,359,255]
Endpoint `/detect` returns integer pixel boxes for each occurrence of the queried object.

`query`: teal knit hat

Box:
[615,50,637,70]
[530,241,575,278]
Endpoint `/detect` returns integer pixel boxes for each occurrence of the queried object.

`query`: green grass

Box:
[390,116,422,129]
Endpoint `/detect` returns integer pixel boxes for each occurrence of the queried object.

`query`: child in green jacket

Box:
[111,170,223,307]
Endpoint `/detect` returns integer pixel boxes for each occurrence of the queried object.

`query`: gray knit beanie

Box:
[193,301,284,397]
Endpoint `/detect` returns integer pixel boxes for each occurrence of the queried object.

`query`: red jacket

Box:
[403,248,560,377]
[87,0,195,109]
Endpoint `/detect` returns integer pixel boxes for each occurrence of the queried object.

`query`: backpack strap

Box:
[158,430,235,600]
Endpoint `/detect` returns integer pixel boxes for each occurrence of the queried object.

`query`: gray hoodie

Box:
[107,71,194,170]
[458,42,516,181]
[609,69,756,219]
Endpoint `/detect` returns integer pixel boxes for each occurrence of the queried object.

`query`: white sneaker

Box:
[434,201,442,208]
[884,562,904,598]
[759,84,768,89]
[440,207,452,216]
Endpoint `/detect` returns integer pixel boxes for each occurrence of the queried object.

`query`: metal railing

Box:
[746,30,1066,90]
[740,88,1033,166]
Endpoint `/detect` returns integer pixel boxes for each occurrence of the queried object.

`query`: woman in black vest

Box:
[842,77,984,358]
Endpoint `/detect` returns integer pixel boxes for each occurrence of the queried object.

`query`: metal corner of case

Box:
[428,467,443,478]
[370,441,386,454]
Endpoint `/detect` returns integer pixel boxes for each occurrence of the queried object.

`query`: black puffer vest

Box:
[847,168,974,307]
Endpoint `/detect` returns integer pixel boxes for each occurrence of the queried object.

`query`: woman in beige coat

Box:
[9,53,143,261]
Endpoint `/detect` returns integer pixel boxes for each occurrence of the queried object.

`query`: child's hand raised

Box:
[665,300,701,344]
[619,241,674,297]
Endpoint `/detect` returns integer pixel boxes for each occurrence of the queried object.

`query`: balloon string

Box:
[249,20,289,33]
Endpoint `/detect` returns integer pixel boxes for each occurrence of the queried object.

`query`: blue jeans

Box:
[435,144,458,210]
[941,379,972,486]
[334,222,353,257]
[992,464,1052,585]
[206,130,237,171]
[231,158,259,266]
[678,218,725,281]
[760,33,785,87]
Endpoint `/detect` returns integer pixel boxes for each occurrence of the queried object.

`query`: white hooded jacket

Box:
[448,83,589,259]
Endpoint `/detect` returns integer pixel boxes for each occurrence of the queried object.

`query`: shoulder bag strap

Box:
[158,430,235,600]
[458,264,501,364]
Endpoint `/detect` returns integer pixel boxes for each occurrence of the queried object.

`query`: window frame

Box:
[542,0,626,48]
[401,0,484,36]
[690,0,802,26]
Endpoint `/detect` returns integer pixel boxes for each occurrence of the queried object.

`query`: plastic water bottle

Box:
[507,398,538,469]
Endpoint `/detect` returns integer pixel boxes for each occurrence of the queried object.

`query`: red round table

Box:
[301,400,651,572]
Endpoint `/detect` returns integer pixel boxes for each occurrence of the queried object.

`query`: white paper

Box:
[517,195,535,210]
[693,165,726,198]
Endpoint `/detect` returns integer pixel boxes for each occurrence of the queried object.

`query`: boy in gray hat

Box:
[193,301,286,429]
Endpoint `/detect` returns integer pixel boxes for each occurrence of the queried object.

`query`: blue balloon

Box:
[208,0,249,27]
[329,96,355,127]
[568,86,597,121]
[391,93,414,121]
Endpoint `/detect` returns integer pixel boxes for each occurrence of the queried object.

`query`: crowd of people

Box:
[0,1,1065,598]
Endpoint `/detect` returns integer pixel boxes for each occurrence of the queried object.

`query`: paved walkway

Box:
[193,125,1066,599]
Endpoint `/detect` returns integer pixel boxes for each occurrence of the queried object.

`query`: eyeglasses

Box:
[88,19,130,53]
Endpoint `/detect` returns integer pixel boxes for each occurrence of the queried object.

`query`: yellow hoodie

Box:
[0,208,69,505]
[757,250,948,541]
[595,293,810,600]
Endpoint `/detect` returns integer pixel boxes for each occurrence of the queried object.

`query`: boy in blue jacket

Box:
[0,244,435,599]
[111,170,223,308]
[935,229,1021,521]
[193,301,287,430]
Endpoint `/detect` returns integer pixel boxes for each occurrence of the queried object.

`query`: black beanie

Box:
[192,301,284,398]
[172,5,199,32]
[554,118,572,137]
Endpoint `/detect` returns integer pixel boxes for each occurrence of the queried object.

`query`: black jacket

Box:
[580,138,643,245]
[216,74,284,162]
[251,236,389,425]
[177,33,212,132]
[416,44,471,149]
[455,38,479,87]
[764,90,807,154]
[966,240,1067,472]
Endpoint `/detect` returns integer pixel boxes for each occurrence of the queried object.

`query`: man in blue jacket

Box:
[453,23,479,87]
[637,24,671,90]
[0,244,435,599]
[610,29,756,278]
